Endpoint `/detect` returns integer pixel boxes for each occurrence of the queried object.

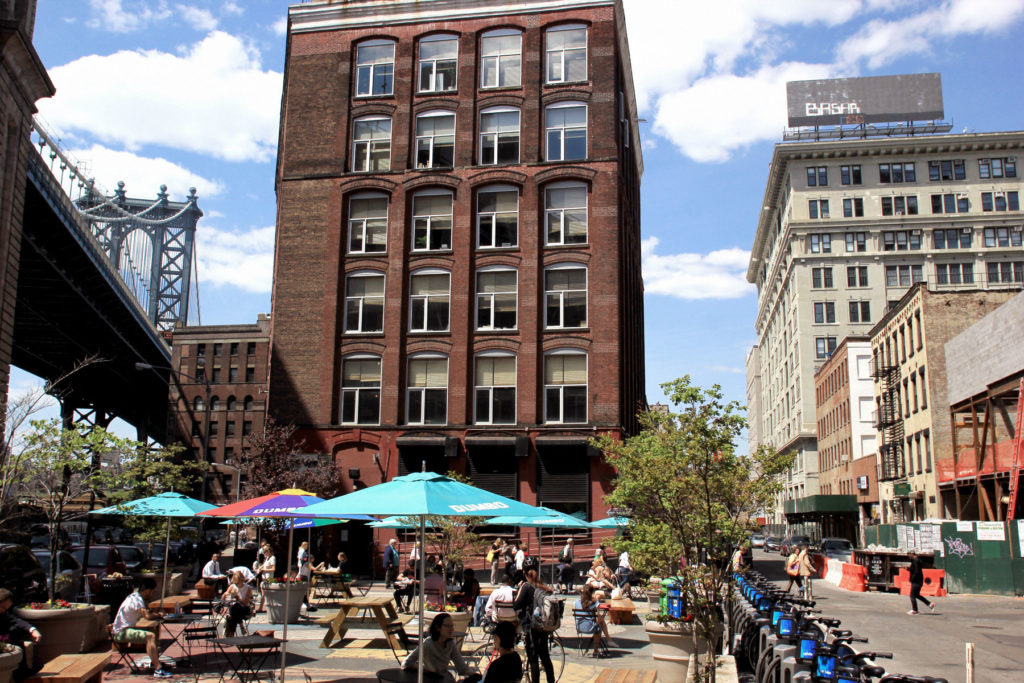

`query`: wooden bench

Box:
[148,595,192,614]
[26,652,111,683]
[595,669,657,683]
[606,598,635,625]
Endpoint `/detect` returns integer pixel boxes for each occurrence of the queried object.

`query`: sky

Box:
[17,0,1024,441]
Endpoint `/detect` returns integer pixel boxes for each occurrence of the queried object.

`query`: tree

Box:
[595,376,794,683]
[237,420,344,499]
[418,472,488,598]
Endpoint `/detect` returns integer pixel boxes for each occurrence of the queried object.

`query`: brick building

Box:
[268,0,645,523]
[869,285,1016,521]
[0,1,53,440]
[168,316,271,503]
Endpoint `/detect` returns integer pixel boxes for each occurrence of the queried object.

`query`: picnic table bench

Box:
[606,598,635,625]
[594,669,657,683]
[319,595,410,654]
[25,652,111,683]
[147,595,192,614]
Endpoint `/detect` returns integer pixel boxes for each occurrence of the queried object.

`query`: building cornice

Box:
[747,130,1024,283]
[290,0,615,32]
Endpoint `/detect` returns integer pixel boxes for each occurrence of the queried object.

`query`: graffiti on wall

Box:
[944,536,975,559]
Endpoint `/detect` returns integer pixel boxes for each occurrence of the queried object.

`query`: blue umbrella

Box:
[93,492,217,610]
[368,515,437,529]
[296,472,549,683]
[590,516,630,529]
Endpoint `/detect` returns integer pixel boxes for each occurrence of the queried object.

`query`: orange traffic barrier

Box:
[897,567,946,597]
[838,563,867,592]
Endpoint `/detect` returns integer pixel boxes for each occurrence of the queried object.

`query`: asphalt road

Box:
[750,548,1024,683]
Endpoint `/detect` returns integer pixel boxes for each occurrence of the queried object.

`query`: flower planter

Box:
[263,582,308,624]
[14,604,94,664]
[644,620,722,682]
[0,648,23,683]
[423,610,471,634]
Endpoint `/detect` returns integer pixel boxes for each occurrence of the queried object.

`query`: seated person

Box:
[393,568,417,613]
[574,584,617,654]
[201,552,229,593]
[402,612,480,683]
[228,564,255,585]
[450,567,480,607]
[111,577,173,678]
[0,588,42,682]
[483,621,522,683]
[423,563,446,604]
[585,559,615,600]
[221,570,253,637]
[484,574,517,623]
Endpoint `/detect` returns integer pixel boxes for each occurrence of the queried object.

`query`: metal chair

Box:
[572,608,608,657]
[107,625,146,674]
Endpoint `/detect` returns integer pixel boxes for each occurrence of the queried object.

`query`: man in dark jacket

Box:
[0,588,42,681]
[907,553,935,615]
[384,539,400,588]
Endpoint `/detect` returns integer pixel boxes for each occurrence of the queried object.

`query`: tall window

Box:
[545,183,587,245]
[479,108,520,165]
[477,187,518,248]
[480,30,521,88]
[811,267,833,288]
[808,199,829,219]
[412,192,453,251]
[545,266,587,328]
[476,269,517,330]
[885,264,924,286]
[409,271,450,332]
[843,198,864,217]
[418,35,458,93]
[847,266,868,287]
[813,302,835,324]
[341,356,381,424]
[936,263,973,285]
[344,272,384,333]
[848,301,871,323]
[416,112,455,168]
[348,194,388,253]
[544,352,587,423]
[351,117,391,172]
[840,165,861,185]
[475,354,516,424]
[984,227,1023,247]
[933,228,971,249]
[845,232,866,252]
[545,25,587,83]
[407,355,448,425]
[806,166,828,187]
[355,40,394,96]
[545,103,587,161]
[987,261,1024,283]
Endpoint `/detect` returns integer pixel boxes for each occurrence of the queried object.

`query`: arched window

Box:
[474,352,516,424]
[226,396,237,410]
[545,24,588,84]
[409,269,451,332]
[545,101,587,161]
[193,396,205,412]
[344,270,385,333]
[352,116,392,172]
[243,395,254,410]
[415,111,455,169]
[418,34,458,93]
[480,29,521,88]
[477,185,518,248]
[412,191,453,251]
[406,353,448,425]
[479,107,520,165]
[544,263,587,328]
[544,182,587,245]
[476,266,517,331]
[341,355,382,425]
[348,193,388,253]
[544,350,587,424]
[355,39,395,96]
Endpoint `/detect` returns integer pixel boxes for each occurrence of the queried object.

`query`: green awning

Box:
[784,495,858,515]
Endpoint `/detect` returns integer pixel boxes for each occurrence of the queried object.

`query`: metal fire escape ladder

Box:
[1007,377,1024,520]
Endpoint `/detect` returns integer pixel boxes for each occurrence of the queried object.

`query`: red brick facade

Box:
[269,0,644,521]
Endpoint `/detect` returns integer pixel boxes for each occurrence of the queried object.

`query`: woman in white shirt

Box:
[222,570,253,637]
[296,541,317,612]
[255,543,276,611]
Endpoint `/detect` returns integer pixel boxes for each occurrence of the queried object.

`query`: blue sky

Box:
[18,0,1024,440]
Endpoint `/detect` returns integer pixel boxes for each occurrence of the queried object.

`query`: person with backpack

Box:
[513,565,558,683]
[784,549,802,594]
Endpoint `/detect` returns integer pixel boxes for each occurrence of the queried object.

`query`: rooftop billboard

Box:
[786,73,944,127]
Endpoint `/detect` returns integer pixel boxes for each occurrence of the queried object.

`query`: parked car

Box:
[70,544,127,580]
[116,544,151,572]
[764,536,782,552]
[779,534,812,556]
[32,549,83,601]
[0,543,47,605]
[819,537,854,563]
[750,533,766,549]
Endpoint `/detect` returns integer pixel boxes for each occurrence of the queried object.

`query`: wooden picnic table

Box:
[606,598,635,625]
[148,595,192,614]
[25,652,110,683]
[318,595,410,653]
[312,570,354,600]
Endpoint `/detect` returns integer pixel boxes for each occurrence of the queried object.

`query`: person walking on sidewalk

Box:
[384,538,400,588]
[784,549,802,594]
[907,552,935,615]
[798,545,815,599]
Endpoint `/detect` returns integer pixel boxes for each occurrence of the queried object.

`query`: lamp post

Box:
[135,361,213,502]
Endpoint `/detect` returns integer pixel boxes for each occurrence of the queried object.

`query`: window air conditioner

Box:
[911,229,922,235]
[1009,157,1016,162]
[962,227,973,233]
[894,210,904,215]
[1013,226,1022,232]
[957,193,968,199]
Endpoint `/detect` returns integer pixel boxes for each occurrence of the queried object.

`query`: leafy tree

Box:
[237,420,344,499]
[417,472,488,598]
[595,376,794,683]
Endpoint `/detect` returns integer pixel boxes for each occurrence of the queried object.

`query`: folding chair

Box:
[572,609,608,657]
[107,625,146,674]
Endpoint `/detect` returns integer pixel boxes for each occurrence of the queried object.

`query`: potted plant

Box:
[13,599,94,665]
[423,602,472,636]
[262,577,308,624]
[595,377,793,683]
[0,639,24,683]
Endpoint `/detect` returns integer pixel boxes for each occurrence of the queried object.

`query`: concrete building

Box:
[268,0,645,522]
[869,286,1016,522]
[747,130,1024,525]
[944,291,1024,521]
[168,316,271,503]
[746,345,762,452]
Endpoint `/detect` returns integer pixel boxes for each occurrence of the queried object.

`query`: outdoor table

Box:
[478,586,495,597]
[148,594,193,614]
[319,595,408,651]
[160,612,205,665]
[213,635,283,683]
[312,570,353,599]
[376,668,449,683]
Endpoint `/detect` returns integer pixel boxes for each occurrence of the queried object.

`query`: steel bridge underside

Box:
[15,157,171,441]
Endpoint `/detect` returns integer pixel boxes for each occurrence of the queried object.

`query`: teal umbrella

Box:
[485,507,592,584]
[92,492,217,612]
[590,516,630,529]
[368,515,437,529]
[297,471,549,683]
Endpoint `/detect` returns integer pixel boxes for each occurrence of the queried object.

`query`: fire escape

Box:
[874,358,906,482]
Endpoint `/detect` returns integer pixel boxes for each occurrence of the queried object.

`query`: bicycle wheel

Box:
[549,632,565,682]
[471,639,498,672]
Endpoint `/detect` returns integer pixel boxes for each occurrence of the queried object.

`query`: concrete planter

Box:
[264,582,307,624]
[645,620,723,682]
[0,648,23,683]
[13,604,94,664]
[82,605,111,652]
[132,572,185,597]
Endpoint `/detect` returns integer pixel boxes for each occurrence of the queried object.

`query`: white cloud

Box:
[87,0,171,33]
[641,238,755,300]
[221,1,243,16]
[67,144,225,201]
[178,5,218,31]
[272,16,287,36]
[653,62,834,162]
[711,365,745,374]
[197,225,274,293]
[38,31,282,163]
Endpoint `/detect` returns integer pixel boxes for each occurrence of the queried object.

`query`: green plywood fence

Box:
[864,520,1024,596]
